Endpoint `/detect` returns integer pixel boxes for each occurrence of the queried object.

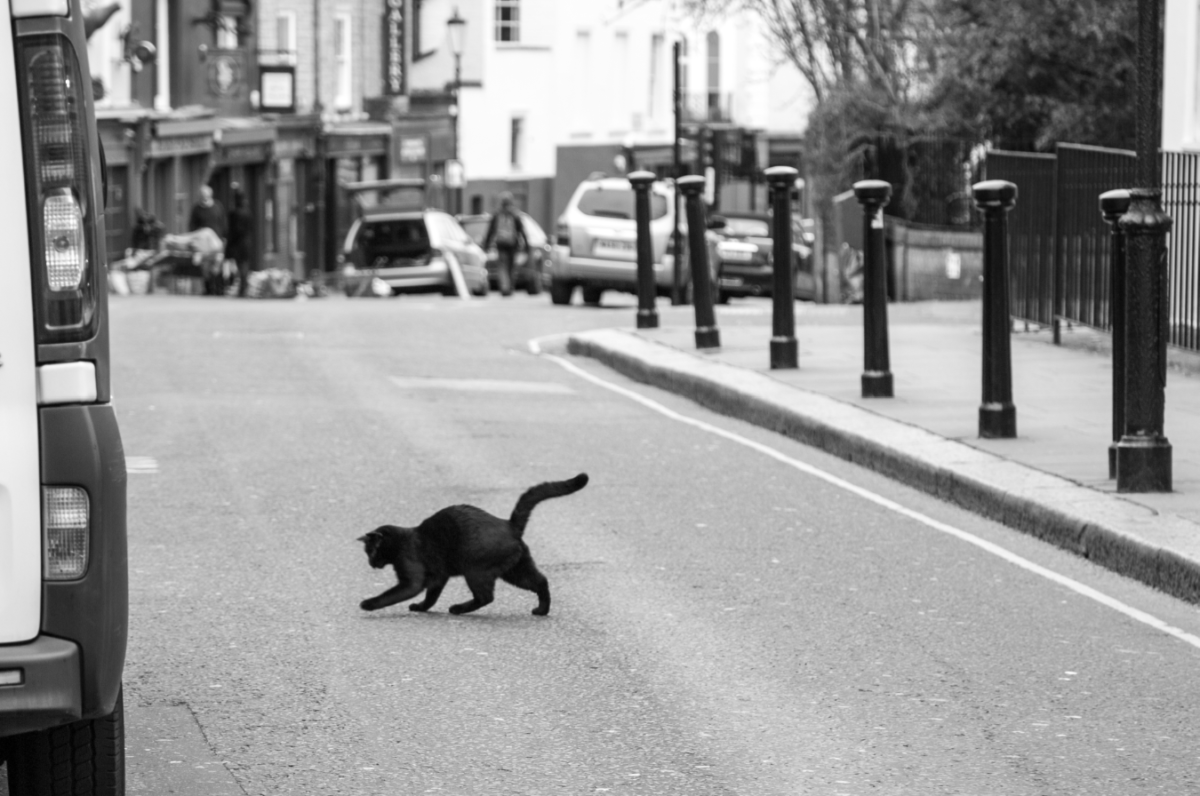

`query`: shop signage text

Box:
[383,0,406,96]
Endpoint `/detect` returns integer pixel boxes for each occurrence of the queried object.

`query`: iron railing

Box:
[988,145,1200,353]
[1054,143,1136,332]
[985,151,1057,326]
[1163,151,1200,350]
[857,135,981,228]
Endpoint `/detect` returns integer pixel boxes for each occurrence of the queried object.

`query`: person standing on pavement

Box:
[482,191,527,297]
[226,188,254,297]
[189,184,228,295]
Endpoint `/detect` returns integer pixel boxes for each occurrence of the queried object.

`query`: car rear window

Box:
[577,187,667,220]
[724,218,770,237]
[355,219,431,258]
[460,218,488,245]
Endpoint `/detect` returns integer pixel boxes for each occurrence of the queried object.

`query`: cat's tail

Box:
[509,473,589,538]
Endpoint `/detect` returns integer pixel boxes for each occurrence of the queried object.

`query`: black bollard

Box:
[853,179,893,397]
[1115,190,1172,492]
[1100,189,1131,479]
[629,170,659,329]
[765,166,798,369]
[972,180,1018,439]
[678,175,720,349]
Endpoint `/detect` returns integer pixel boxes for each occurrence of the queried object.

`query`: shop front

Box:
[97,112,151,263]
[210,120,277,273]
[143,116,221,235]
[272,116,321,280]
[320,122,392,273]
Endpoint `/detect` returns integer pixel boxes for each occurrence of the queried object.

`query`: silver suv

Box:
[549,174,712,306]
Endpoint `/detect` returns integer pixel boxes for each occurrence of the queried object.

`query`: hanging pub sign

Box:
[383,0,406,96]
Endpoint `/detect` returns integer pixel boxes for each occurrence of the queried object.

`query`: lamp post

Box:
[447,8,466,215]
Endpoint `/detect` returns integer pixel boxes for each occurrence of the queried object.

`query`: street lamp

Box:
[447,8,466,214]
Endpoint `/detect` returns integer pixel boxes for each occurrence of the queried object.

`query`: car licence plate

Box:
[592,239,636,259]
[719,276,744,286]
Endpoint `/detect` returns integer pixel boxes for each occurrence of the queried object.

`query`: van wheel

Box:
[526,266,543,295]
[582,286,603,306]
[6,687,125,796]
[549,279,574,305]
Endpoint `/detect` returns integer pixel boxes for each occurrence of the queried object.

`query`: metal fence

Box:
[1163,151,1200,350]
[987,145,1200,352]
[1054,144,1137,331]
[985,151,1057,326]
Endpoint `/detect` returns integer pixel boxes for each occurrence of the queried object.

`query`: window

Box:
[577,188,667,220]
[573,31,591,132]
[510,116,524,169]
[216,15,239,49]
[678,37,689,97]
[648,33,664,120]
[334,14,353,110]
[275,11,297,65]
[495,0,520,42]
[613,32,629,129]
[706,31,720,114]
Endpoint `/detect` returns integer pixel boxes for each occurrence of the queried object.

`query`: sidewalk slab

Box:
[567,321,1200,606]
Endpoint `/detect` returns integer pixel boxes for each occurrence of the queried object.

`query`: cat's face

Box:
[358,527,400,569]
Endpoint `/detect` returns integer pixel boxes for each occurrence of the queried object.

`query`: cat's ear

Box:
[357,533,371,544]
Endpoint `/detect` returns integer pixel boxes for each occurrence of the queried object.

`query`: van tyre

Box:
[526,266,543,295]
[582,286,603,306]
[6,687,125,796]
[549,279,574,305]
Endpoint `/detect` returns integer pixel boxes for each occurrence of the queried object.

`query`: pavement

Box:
[567,300,1200,605]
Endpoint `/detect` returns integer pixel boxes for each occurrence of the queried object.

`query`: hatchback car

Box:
[711,212,816,302]
[339,208,489,297]
[549,174,713,306]
[458,211,551,296]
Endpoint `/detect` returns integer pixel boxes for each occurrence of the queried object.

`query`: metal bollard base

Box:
[769,337,798,369]
[861,371,893,398]
[1108,444,1118,480]
[978,403,1017,439]
[636,310,659,329]
[1116,436,1172,493]
[695,327,720,350]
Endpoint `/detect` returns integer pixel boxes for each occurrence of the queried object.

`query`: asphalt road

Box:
[6,292,1200,795]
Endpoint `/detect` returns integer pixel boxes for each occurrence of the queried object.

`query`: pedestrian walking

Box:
[188,185,227,295]
[226,188,253,297]
[483,191,527,297]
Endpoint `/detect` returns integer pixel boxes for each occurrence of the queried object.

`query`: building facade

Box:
[1163,0,1200,151]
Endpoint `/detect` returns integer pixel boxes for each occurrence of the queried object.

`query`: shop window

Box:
[334,14,353,110]
[496,0,519,43]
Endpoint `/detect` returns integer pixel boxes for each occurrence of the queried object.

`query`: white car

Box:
[0,3,128,793]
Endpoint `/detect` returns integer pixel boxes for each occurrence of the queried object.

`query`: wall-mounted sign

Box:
[383,0,406,96]
[207,50,245,98]
[398,135,427,163]
[260,65,296,113]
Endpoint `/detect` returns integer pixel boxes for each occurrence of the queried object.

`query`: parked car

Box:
[548,173,715,306]
[339,207,489,297]
[710,212,816,302]
[0,3,129,793]
[458,211,551,296]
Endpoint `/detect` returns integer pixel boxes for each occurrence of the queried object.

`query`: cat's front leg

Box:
[409,578,447,612]
[360,582,423,611]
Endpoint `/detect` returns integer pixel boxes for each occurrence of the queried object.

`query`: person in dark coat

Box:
[129,208,164,251]
[226,189,253,297]
[189,185,227,295]
[482,191,527,297]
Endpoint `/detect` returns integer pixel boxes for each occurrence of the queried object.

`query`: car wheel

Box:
[582,286,603,306]
[549,279,574,305]
[526,265,543,295]
[717,289,730,304]
[471,277,489,297]
[6,687,125,796]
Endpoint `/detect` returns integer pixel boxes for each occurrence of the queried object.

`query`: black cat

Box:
[358,473,589,616]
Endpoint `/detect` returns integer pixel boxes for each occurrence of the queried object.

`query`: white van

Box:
[0,1,128,793]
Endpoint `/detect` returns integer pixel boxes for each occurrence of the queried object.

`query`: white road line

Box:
[390,376,575,394]
[125,456,159,474]
[530,338,1200,652]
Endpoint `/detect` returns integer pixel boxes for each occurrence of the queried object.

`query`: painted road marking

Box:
[125,456,159,474]
[529,335,1200,652]
[390,376,575,395]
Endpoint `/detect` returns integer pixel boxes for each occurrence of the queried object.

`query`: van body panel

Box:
[0,0,43,646]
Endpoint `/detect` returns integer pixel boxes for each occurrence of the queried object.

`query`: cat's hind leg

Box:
[409,578,448,612]
[501,556,551,616]
[448,574,496,615]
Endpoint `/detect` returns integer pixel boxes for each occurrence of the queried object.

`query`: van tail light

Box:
[17,35,100,342]
[555,220,569,246]
[44,486,90,580]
